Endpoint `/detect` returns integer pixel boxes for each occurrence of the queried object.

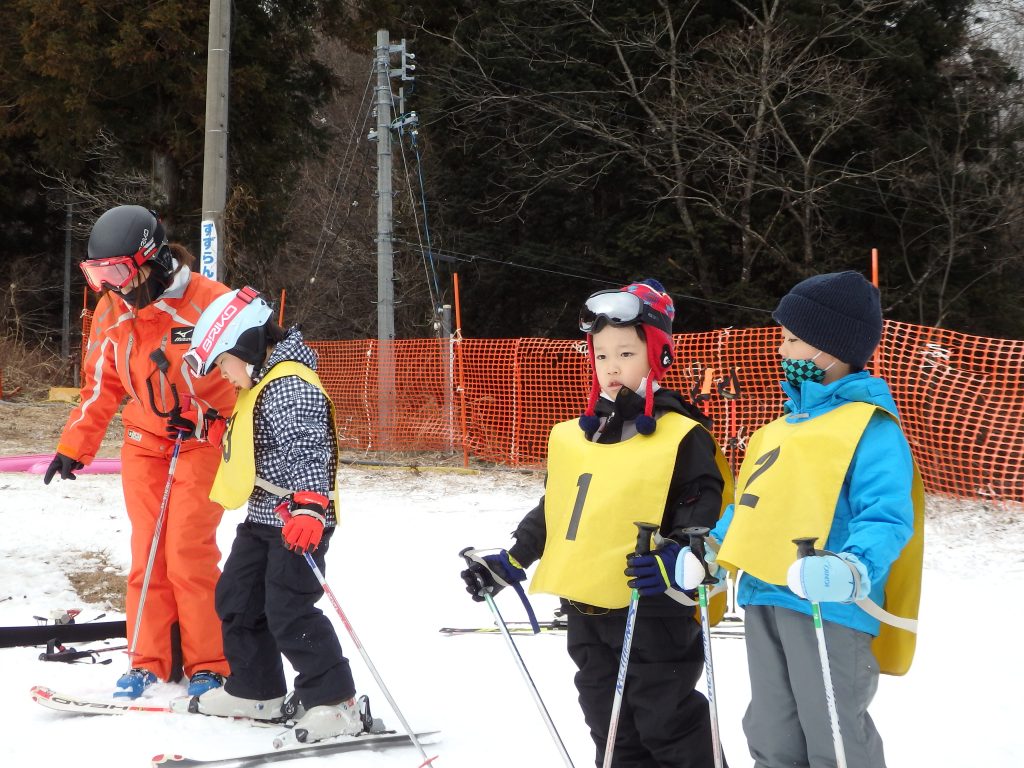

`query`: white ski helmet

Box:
[185,286,274,376]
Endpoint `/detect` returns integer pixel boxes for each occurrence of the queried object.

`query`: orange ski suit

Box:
[57,269,237,681]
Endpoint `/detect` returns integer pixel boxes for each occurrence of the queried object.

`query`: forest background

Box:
[2,0,1023,392]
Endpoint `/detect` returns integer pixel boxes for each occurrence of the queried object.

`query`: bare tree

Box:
[425,0,901,295]
[972,0,1024,70]
[37,130,164,240]
[256,38,439,340]
[874,40,1024,327]
[680,6,889,283]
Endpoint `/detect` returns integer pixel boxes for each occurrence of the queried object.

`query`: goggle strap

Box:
[191,287,262,368]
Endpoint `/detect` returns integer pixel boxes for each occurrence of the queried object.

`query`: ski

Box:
[29,686,288,727]
[31,685,173,714]
[0,620,126,648]
[151,730,441,768]
[439,622,566,636]
[439,622,745,638]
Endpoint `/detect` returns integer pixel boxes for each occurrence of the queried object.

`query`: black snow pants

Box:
[215,521,355,709]
[567,607,718,768]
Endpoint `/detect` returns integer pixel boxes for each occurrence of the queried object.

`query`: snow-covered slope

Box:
[1,467,1021,767]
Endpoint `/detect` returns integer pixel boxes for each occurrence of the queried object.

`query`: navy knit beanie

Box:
[772,271,882,369]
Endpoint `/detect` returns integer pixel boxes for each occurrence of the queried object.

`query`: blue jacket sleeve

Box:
[710,503,734,545]
[839,411,915,585]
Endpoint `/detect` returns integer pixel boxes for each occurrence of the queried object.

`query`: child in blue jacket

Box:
[677,271,922,768]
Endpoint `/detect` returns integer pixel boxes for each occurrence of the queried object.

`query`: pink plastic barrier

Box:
[0,454,122,474]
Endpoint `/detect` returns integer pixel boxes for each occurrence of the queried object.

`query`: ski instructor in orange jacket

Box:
[44,205,237,699]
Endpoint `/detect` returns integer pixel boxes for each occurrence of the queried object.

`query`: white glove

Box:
[675,544,724,590]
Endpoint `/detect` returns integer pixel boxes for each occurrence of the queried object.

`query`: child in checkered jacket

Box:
[174,287,363,746]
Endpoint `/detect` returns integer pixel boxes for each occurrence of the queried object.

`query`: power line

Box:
[392,237,773,314]
[307,62,376,287]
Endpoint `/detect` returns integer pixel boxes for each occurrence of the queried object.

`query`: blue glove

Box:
[461,550,526,602]
[674,544,725,590]
[624,541,681,596]
[787,552,870,603]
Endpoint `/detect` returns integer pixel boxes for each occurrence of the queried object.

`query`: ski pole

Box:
[793,537,848,768]
[278,505,437,768]
[603,521,659,768]
[126,350,183,669]
[41,642,128,664]
[460,547,576,768]
[682,526,724,768]
[301,551,436,767]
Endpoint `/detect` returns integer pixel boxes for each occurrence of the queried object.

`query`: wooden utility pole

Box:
[200,0,231,281]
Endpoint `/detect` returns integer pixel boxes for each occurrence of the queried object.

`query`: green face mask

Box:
[781,351,833,387]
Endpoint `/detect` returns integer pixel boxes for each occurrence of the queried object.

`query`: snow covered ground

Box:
[1,465,1022,767]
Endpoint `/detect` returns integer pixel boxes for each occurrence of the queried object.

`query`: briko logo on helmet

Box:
[199,304,241,356]
[184,286,266,376]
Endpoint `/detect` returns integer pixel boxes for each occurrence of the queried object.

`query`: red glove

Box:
[202,409,228,448]
[277,491,329,553]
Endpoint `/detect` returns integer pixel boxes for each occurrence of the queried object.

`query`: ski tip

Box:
[29,685,53,701]
[151,755,183,765]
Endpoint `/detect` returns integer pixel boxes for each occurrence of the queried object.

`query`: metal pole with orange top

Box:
[453,273,470,468]
[870,249,881,374]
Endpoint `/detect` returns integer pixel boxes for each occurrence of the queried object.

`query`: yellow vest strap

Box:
[254,475,336,501]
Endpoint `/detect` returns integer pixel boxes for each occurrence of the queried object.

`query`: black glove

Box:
[43,452,85,484]
[165,404,198,440]
[460,550,526,602]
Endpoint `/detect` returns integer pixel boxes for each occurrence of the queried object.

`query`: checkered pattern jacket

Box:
[246,328,337,527]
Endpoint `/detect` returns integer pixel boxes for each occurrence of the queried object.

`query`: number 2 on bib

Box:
[738,446,780,509]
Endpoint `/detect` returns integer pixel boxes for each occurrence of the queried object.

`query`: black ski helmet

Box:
[86,205,173,273]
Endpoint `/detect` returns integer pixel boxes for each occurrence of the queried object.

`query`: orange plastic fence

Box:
[81,312,1024,502]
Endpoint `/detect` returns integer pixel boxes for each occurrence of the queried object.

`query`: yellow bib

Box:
[209,362,338,510]
[874,469,924,675]
[717,402,924,675]
[531,412,732,611]
[717,403,877,583]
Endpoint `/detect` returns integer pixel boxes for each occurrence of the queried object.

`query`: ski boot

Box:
[114,668,157,699]
[173,686,292,720]
[187,670,225,696]
[272,695,366,748]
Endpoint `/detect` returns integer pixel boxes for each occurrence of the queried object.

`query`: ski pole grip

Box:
[633,522,659,556]
[458,546,492,595]
[680,526,711,561]
[680,526,719,586]
[274,498,293,524]
[793,537,818,559]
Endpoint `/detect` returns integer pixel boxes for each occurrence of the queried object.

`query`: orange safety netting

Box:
[81,312,1024,503]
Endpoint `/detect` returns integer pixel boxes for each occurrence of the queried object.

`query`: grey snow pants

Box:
[742,605,886,768]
